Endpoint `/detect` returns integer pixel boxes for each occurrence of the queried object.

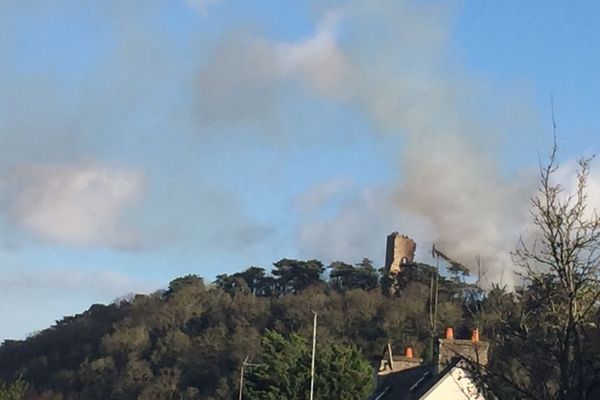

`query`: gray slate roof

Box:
[372,359,462,400]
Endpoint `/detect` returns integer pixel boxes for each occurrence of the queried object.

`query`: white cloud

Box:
[276,12,349,95]
[1,163,144,249]
[196,13,349,130]
[584,164,600,212]
[553,158,600,210]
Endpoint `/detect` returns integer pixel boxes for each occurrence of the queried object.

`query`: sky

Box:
[1,0,600,340]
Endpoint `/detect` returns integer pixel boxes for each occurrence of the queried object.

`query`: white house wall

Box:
[420,366,485,400]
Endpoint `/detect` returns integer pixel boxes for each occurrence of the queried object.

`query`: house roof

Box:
[372,359,462,400]
[381,346,424,364]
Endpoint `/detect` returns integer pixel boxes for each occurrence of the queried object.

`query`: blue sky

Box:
[1,0,600,340]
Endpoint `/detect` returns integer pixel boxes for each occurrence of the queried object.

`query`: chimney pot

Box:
[471,328,480,343]
[445,327,454,340]
[405,346,414,358]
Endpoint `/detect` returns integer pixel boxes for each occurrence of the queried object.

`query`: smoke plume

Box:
[277,1,540,281]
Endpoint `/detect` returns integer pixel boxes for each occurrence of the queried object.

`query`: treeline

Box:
[0,259,480,400]
[3,224,600,400]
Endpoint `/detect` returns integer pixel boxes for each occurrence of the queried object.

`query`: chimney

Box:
[436,328,489,373]
[471,328,479,343]
[378,344,423,376]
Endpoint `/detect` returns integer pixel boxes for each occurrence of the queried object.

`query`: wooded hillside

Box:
[0,259,481,399]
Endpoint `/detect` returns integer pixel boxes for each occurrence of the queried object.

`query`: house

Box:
[372,328,490,400]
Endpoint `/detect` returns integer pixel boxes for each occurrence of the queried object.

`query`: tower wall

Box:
[385,232,416,274]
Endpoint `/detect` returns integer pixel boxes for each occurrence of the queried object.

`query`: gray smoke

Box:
[270,1,541,282]
[0,0,566,282]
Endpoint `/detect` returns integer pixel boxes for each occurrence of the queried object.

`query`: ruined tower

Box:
[385,232,416,274]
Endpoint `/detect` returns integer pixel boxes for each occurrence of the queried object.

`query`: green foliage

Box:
[0,378,27,400]
[245,330,373,400]
[272,259,324,294]
[330,258,379,291]
[0,259,470,399]
[313,342,374,400]
[432,247,470,281]
[245,331,310,399]
[167,275,204,295]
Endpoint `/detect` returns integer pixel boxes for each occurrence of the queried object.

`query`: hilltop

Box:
[0,258,477,399]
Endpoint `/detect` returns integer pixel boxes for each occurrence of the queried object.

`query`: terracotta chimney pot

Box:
[445,327,454,340]
[405,346,414,358]
[471,328,480,343]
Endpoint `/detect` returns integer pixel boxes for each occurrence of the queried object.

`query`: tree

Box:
[237,267,269,296]
[167,275,205,295]
[313,342,374,400]
[245,330,373,400]
[330,259,379,291]
[245,331,310,400]
[214,274,250,295]
[272,259,324,294]
[215,267,275,297]
[485,144,600,399]
[0,378,27,400]
[329,261,354,290]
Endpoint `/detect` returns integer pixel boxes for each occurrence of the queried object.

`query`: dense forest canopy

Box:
[1,248,600,399]
[0,258,474,399]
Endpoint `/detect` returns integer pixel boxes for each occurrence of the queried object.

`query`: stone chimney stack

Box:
[436,327,489,373]
[378,343,423,376]
[385,232,416,274]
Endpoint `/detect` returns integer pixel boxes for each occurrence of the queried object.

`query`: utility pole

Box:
[430,244,440,362]
[239,355,249,400]
[238,356,262,400]
[310,311,317,400]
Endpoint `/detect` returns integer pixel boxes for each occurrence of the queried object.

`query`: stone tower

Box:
[385,232,416,274]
